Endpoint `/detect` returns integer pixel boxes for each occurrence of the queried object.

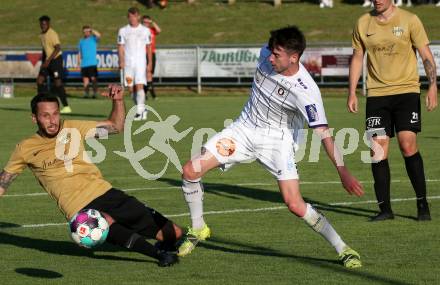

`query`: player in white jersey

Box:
[177,26,365,268]
[118,7,152,120]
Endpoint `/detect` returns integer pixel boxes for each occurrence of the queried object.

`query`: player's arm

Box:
[418,45,438,112]
[77,50,81,68]
[92,29,101,39]
[313,127,364,197]
[42,44,61,68]
[117,44,124,69]
[152,21,161,34]
[147,43,153,74]
[347,48,364,113]
[95,84,126,138]
[0,170,18,196]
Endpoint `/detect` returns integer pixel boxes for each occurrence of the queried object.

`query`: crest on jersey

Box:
[392,26,404,37]
[216,138,236,157]
[305,104,319,123]
[125,76,133,85]
[277,87,285,96]
[297,78,308,89]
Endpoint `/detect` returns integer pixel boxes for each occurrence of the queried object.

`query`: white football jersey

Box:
[117,24,151,67]
[237,45,328,134]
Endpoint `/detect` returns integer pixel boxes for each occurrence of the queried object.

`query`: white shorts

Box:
[203,122,298,180]
[123,64,146,87]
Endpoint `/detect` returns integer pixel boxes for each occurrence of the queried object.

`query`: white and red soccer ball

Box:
[69,209,109,248]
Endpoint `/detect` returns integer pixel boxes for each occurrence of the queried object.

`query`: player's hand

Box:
[338,167,364,197]
[347,94,358,113]
[0,187,5,197]
[425,86,438,112]
[102,84,124,101]
[41,60,50,68]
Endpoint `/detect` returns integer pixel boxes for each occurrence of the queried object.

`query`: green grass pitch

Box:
[0,89,439,284]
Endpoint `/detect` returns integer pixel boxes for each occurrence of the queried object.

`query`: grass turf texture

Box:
[0,88,439,284]
[0,0,440,47]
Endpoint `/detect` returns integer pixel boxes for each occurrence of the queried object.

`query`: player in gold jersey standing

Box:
[348,0,438,221]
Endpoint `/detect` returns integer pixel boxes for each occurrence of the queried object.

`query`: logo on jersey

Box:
[57,133,71,144]
[305,104,319,123]
[216,138,236,157]
[277,87,285,96]
[366,117,382,129]
[410,112,419,123]
[297,78,308,90]
[392,26,404,37]
[255,69,263,84]
[125,76,133,85]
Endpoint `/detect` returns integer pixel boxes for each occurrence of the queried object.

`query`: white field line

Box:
[9,194,440,229]
[4,179,440,198]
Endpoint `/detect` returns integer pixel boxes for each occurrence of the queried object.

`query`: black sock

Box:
[147,81,156,98]
[53,85,68,106]
[92,81,98,96]
[84,84,90,96]
[107,223,159,259]
[371,159,392,213]
[404,152,427,206]
[37,84,48,95]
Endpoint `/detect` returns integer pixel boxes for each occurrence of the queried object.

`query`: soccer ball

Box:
[69,209,109,249]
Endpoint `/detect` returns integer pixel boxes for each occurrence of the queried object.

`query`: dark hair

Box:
[142,15,151,20]
[128,7,140,15]
[31,94,59,115]
[268,26,306,57]
[39,15,51,22]
[82,25,91,30]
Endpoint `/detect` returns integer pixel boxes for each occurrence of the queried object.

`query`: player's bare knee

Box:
[182,161,201,181]
[286,201,305,217]
[399,142,417,157]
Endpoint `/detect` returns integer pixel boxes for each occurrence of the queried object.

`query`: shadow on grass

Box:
[0,106,107,118]
[0,229,153,264]
[201,236,412,285]
[15,268,63,279]
[158,177,417,220]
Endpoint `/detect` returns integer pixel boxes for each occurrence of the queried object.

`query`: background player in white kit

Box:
[118,7,152,120]
[177,26,365,268]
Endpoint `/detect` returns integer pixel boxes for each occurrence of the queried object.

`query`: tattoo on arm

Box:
[423,59,437,86]
[95,125,119,138]
[0,171,18,191]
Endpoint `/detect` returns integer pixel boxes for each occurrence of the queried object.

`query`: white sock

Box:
[302,203,347,254]
[136,89,145,115]
[182,178,205,229]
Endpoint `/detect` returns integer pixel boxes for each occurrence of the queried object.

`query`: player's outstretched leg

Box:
[302,203,362,268]
[177,154,219,257]
[177,178,211,257]
[107,223,178,267]
[279,180,362,268]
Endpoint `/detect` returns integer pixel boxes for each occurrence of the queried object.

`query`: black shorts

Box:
[366,93,421,138]
[39,55,64,79]
[81,66,98,79]
[83,188,169,239]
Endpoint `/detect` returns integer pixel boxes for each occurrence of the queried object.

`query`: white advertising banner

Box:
[0,51,41,78]
[155,48,197,77]
[200,48,260,77]
[417,45,440,76]
[1,46,439,80]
